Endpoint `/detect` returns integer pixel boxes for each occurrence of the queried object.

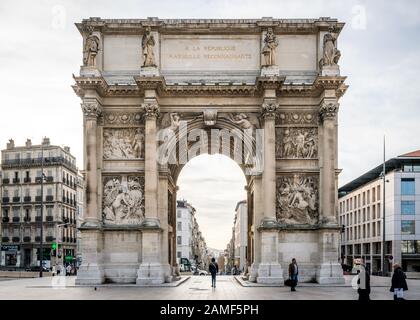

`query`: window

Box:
[401,220,415,235]
[2,227,8,237]
[401,201,415,215]
[177,222,182,231]
[3,208,9,217]
[15,153,20,160]
[372,187,376,202]
[401,241,416,254]
[3,189,8,197]
[177,236,182,245]
[401,179,415,195]
[177,210,181,218]
[377,186,381,201]
[25,189,30,197]
[47,188,53,196]
[177,251,181,258]
[14,189,19,197]
[13,207,19,217]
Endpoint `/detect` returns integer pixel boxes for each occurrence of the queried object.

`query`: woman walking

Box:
[390,263,408,300]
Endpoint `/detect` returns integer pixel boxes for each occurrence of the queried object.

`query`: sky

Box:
[1,0,419,249]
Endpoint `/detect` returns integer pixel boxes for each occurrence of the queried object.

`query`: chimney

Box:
[42,137,50,146]
[6,139,15,149]
[25,139,32,148]
[64,146,70,153]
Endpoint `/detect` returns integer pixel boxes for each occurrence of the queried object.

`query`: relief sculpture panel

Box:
[102,176,145,225]
[276,175,319,225]
[275,128,318,159]
[103,128,145,159]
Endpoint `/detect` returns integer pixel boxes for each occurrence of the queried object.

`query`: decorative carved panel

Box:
[103,128,145,159]
[102,175,145,225]
[276,174,319,225]
[275,127,318,159]
[101,112,143,126]
[276,111,319,126]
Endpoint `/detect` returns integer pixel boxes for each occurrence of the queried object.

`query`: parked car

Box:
[26,266,49,272]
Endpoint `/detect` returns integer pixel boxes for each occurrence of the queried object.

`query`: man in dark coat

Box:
[209,257,219,288]
[390,263,408,300]
[288,258,299,292]
[357,262,371,301]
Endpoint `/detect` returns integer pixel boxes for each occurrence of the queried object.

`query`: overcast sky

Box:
[1,0,419,249]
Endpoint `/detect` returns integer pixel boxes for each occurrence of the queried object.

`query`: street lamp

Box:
[380,136,390,277]
[55,222,70,269]
[39,141,47,278]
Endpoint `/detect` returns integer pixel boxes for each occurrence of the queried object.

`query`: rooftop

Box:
[339,150,420,197]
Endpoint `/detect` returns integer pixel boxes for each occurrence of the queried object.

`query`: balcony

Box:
[2,217,9,223]
[35,196,42,202]
[23,236,31,242]
[2,197,10,203]
[2,157,77,171]
[2,178,10,184]
[24,177,31,183]
[12,197,21,203]
[23,216,31,223]
[46,176,54,182]
[1,237,9,242]
[46,216,54,222]
[12,178,20,184]
[35,236,41,242]
[12,237,20,243]
[24,196,31,202]
[46,195,54,202]
[35,177,42,183]
[46,236,55,242]
[35,216,42,222]
[12,217,20,223]
[62,217,69,224]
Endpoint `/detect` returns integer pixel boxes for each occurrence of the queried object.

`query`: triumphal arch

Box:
[73,17,348,285]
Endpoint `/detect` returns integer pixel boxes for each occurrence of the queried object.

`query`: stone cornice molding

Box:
[257,76,286,91]
[73,75,108,98]
[261,99,278,119]
[142,100,160,119]
[76,18,345,35]
[319,101,339,121]
[81,99,103,118]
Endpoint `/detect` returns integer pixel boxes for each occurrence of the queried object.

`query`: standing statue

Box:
[320,26,341,67]
[141,26,156,67]
[132,129,145,158]
[168,113,181,131]
[262,28,279,66]
[83,34,100,67]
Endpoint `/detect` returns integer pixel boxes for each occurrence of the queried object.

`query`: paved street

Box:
[0,275,419,300]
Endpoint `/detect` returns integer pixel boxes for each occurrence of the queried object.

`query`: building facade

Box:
[74,17,347,285]
[0,138,79,269]
[234,200,248,272]
[176,200,194,270]
[339,150,420,274]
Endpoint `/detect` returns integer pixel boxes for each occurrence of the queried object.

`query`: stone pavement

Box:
[0,275,419,300]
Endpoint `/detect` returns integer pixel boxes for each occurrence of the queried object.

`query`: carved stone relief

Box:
[103,128,145,159]
[101,112,142,126]
[276,175,319,225]
[276,111,319,125]
[275,128,318,159]
[102,176,145,225]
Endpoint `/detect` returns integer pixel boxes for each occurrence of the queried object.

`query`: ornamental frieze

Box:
[276,111,319,126]
[276,174,319,225]
[100,112,143,126]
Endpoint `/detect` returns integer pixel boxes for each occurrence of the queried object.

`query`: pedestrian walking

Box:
[357,261,371,301]
[66,264,72,276]
[56,264,61,276]
[390,263,408,300]
[209,258,219,288]
[288,258,299,292]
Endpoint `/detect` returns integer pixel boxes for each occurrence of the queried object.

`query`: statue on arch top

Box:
[320,26,341,67]
[142,26,156,67]
[262,28,279,67]
[83,34,100,67]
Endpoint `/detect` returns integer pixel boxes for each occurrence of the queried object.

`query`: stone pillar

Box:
[256,99,284,284]
[136,98,166,285]
[76,98,105,285]
[316,100,344,284]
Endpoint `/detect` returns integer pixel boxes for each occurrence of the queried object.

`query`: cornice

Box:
[75,17,345,35]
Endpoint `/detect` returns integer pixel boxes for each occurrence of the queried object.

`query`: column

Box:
[256,99,284,284]
[137,98,166,285]
[316,99,344,284]
[76,98,105,285]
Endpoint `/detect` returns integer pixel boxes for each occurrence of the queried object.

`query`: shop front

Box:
[1,244,20,268]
